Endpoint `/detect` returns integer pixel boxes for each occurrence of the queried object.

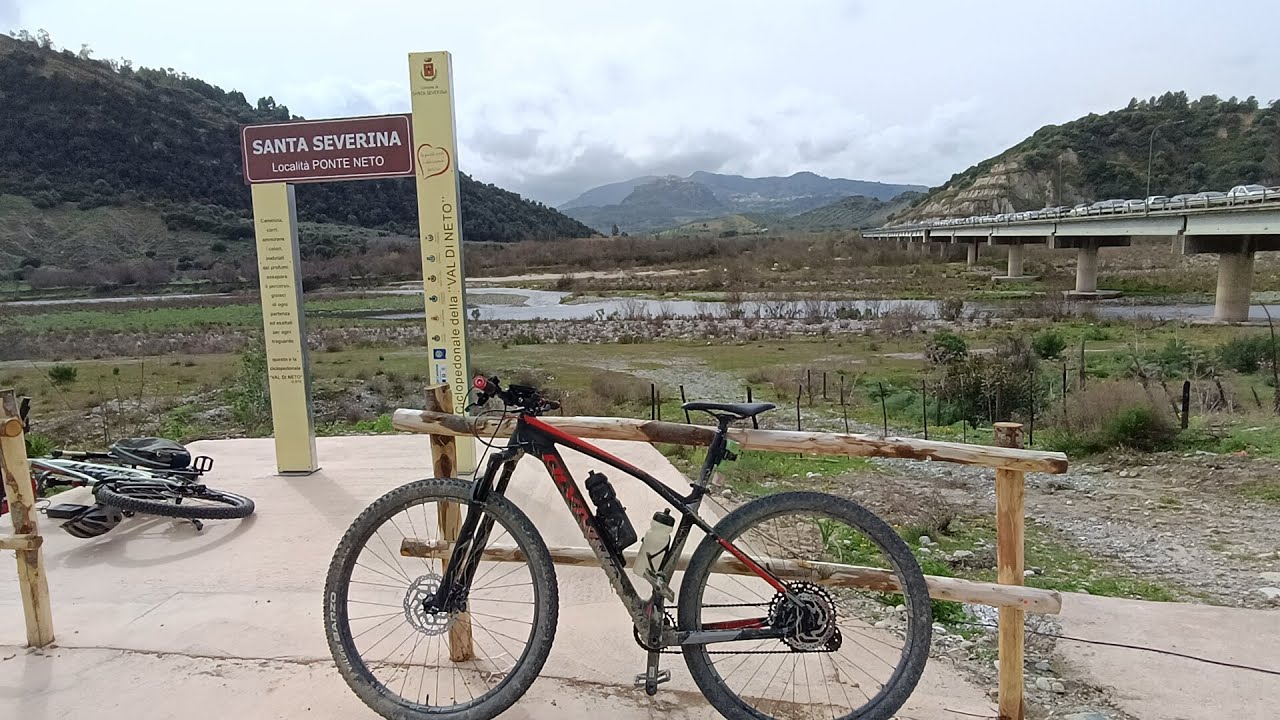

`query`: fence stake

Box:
[746,386,759,430]
[680,385,690,424]
[1061,362,1068,397]
[840,375,849,434]
[0,389,55,648]
[878,382,888,437]
[656,388,662,422]
[994,422,1026,720]
[426,385,472,661]
[1181,380,1191,429]
[796,385,802,431]
[921,379,928,440]
[650,383,656,421]
[1078,339,1086,390]
[807,370,813,407]
[1028,372,1036,447]
[822,372,828,401]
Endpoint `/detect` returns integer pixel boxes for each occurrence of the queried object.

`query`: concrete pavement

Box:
[1,436,995,719]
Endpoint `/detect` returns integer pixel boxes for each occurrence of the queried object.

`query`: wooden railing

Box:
[392,393,1068,720]
[0,388,55,647]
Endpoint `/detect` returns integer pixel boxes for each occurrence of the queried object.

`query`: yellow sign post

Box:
[251,183,319,474]
[409,51,476,475]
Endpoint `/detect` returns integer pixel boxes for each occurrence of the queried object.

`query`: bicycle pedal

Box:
[633,669,670,688]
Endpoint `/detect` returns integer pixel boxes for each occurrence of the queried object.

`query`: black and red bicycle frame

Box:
[427,410,794,646]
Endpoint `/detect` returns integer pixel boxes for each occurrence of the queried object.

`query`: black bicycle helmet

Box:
[109,437,192,470]
[61,503,124,538]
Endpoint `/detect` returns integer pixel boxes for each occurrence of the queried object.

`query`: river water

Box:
[4,285,1249,322]
[371,287,1236,322]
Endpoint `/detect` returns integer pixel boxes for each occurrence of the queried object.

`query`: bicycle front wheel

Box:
[679,491,932,720]
[324,478,558,720]
[95,480,255,519]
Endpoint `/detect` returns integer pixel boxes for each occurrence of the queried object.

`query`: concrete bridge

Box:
[864,205,1280,322]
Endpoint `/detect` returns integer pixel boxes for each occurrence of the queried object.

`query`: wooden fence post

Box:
[993,421,1025,720]
[0,389,55,647]
[428,384,472,662]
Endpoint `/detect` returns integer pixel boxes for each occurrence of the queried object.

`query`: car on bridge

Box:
[1188,191,1228,208]
[1228,184,1270,203]
[1145,195,1170,210]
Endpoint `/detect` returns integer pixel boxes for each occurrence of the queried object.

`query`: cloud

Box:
[0,0,21,27]
[8,0,1278,206]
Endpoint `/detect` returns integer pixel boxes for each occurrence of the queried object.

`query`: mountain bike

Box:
[31,454,255,534]
[324,376,931,720]
[9,399,255,536]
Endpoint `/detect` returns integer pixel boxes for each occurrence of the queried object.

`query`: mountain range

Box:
[560,172,924,233]
[895,91,1280,223]
[0,33,594,274]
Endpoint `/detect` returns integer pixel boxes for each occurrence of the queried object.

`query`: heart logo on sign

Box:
[417,144,451,179]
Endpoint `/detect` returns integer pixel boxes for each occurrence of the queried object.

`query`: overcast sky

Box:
[3,1,1277,206]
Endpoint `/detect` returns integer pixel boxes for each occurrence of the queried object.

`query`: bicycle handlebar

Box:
[470,375,561,415]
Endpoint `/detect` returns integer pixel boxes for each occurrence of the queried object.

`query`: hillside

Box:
[561,171,924,233]
[896,92,1280,223]
[0,33,594,273]
[656,191,923,238]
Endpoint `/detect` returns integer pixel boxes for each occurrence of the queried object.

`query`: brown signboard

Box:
[241,114,415,184]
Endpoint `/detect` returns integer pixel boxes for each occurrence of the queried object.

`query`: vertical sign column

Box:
[409,50,475,475]
[251,183,319,474]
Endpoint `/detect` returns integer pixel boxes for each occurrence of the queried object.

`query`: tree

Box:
[78,43,93,60]
[610,223,620,237]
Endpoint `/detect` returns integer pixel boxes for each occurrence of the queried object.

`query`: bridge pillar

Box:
[967,241,978,266]
[1075,239,1098,293]
[1048,236,1129,299]
[1007,242,1025,277]
[988,236,1045,282]
[1215,250,1255,323]
[1179,235,1280,322]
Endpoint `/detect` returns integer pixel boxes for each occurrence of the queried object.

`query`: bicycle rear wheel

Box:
[679,491,931,720]
[94,480,255,519]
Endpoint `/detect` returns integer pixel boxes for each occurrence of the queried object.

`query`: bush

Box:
[936,297,964,322]
[1041,381,1177,455]
[588,370,651,406]
[932,335,1040,425]
[1032,329,1067,359]
[1218,334,1276,374]
[925,330,968,365]
[227,338,271,432]
[47,364,77,386]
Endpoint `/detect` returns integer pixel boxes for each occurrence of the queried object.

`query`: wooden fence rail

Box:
[0,388,55,647]
[395,392,1067,720]
[390,409,1067,474]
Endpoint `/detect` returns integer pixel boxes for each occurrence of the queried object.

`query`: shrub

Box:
[936,297,964,322]
[1217,334,1276,374]
[874,305,926,336]
[1032,329,1067,359]
[1041,381,1177,455]
[925,330,969,365]
[932,335,1040,425]
[47,364,77,386]
[588,370,651,406]
[226,338,271,432]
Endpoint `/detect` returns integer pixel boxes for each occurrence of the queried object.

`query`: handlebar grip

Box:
[473,375,498,395]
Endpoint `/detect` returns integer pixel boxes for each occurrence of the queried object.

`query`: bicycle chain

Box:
[633,602,834,656]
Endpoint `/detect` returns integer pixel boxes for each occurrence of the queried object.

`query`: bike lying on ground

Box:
[5,398,256,537]
[325,376,931,720]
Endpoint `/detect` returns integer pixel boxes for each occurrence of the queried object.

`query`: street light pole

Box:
[1146,119,1185,201]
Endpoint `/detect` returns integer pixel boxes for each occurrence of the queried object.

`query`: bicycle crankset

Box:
[769,581,842,652]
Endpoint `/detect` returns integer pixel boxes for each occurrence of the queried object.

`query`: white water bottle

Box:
[633,509,675,578]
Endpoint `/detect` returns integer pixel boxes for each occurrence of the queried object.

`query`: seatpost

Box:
[695,415,735,488]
